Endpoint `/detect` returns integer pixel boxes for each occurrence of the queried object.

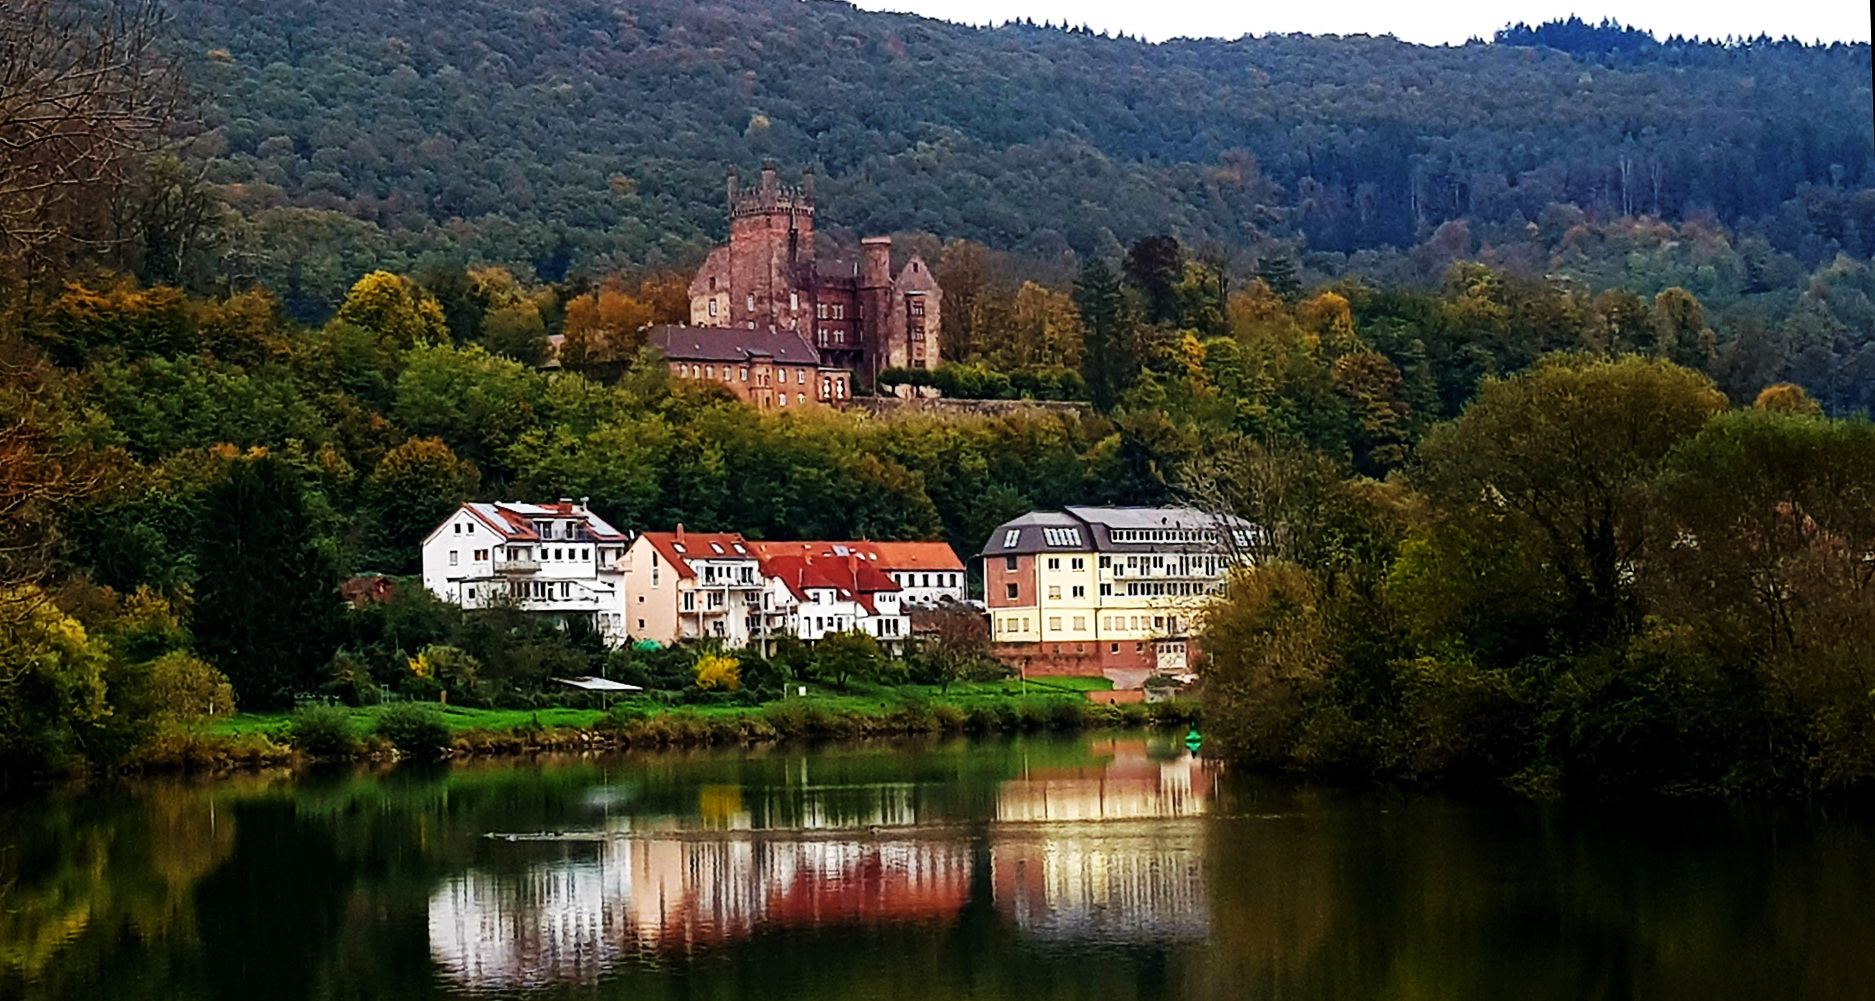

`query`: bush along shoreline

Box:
[120,695,1203,773]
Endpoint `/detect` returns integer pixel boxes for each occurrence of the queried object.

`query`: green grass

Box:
[214,678,1115,739]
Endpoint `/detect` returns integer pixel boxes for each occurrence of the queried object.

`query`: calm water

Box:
[3,733,1874,1001]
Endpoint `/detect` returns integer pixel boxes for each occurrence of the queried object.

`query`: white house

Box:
[421,500,633,645]
[749,542,910,652]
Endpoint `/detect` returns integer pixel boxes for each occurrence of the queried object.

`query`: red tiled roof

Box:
[756,549,899,608]
[866,541,964,572]
[637,531,753,579]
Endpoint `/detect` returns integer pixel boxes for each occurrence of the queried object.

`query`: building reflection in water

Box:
[429,740,1215,990]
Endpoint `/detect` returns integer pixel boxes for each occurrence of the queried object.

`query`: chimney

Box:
[677,523,686,543]
[579,496,590,512]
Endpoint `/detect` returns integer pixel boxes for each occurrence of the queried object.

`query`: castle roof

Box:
[646,325,823,367]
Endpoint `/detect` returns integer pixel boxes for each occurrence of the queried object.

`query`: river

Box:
[2,733,1872,1000]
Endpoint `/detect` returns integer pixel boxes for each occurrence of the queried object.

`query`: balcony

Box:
[493,556,541,574]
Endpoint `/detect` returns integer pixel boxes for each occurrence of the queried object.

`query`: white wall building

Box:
[751,542,909,651]
[421,500,633,645]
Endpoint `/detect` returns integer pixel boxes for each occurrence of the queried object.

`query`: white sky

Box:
[844,0,1872,46]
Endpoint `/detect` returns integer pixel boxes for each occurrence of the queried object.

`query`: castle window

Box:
[833,328,845,343]
[746,293,755,312]
[817,303,828,319]
[909,298,925,316]
[708,299,718,316]
[831,304,844,319]
[740,366,749,382]
[705,365,714,379]
[797,369,806,384]
[778,393,787,407]
[790,292,799,312]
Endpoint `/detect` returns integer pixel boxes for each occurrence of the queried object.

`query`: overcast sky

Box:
[844,0,1872,46]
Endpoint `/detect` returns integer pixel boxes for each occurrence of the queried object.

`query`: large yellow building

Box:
[980,507,1259,689]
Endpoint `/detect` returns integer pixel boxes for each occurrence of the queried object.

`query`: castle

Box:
[678,163,942,395]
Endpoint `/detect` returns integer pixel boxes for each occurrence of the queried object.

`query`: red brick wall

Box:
[984,553,1032,610]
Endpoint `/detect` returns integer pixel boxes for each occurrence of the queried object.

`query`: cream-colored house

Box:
[621,529,765,646]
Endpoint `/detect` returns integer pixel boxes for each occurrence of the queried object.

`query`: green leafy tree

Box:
[365,437,480,563]
[810,630,885,689]
[1411,355,1727,646]
[0,589,111,778]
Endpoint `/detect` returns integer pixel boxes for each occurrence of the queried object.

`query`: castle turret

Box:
[727,165,739,208]
[861,236,892,289]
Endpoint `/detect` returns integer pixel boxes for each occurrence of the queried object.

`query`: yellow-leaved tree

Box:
[694,654,741,691]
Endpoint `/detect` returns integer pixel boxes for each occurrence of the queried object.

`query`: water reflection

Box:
[431,739,1209,989]
[10,735,1875,1001]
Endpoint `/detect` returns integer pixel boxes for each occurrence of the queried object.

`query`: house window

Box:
[1073,617,1085,631]
[797,369,807,384]
[1047,558,1060,571]
[778,393,787,407]
[1100,583,1113,596]
[1005,555,1018,571]
[1072,586,1085,598]
[683,592,696,611]
[1071,558,1084,571]
[1048,617,1062,632]
[449,550,459,566]
[453,523,461,534]
[1005,583,1018,600]
[740,367,749,382]
[474,549,489,561]
[467,587,476,599]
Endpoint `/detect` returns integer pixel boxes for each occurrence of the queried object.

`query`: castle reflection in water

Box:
[429,740,1216,990]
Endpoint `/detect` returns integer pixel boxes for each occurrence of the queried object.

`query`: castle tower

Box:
[726,161,816,333]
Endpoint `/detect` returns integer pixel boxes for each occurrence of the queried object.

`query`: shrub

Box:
[288,705,359,757]
[374,702,452,756]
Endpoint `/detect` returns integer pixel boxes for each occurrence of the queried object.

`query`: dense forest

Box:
[147,1,1869,304]
[2,0,1873,794]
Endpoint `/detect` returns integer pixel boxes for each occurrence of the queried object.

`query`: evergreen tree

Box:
[1073,259,1134,411]
[193,455,344,710]
[1122,236,1183,325]
[1255,255,1302,300]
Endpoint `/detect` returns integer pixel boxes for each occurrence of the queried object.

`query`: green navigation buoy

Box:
[1185,727,1203,753]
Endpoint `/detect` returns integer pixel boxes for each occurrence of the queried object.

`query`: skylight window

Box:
[1003,529,1021,549]
[1043,528,1084,547]
[710,542,724,554]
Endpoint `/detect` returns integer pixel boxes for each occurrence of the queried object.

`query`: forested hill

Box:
[170,0,1872,306]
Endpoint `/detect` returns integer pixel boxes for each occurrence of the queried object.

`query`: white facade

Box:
[759,576,908,649]
[421,501,632,645]
[883,569,966,609]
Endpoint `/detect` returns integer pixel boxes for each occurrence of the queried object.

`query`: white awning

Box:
[552,676,644,692]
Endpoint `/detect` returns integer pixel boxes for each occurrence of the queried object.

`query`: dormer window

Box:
[1003,529,1021,549]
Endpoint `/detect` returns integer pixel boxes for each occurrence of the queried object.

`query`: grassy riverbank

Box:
[131,677,1198,772]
